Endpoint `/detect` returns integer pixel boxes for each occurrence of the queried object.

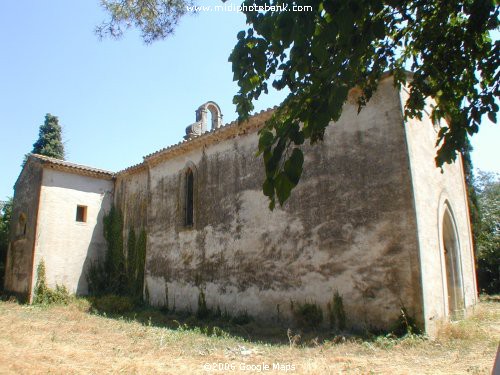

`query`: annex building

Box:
[4,75,477,335]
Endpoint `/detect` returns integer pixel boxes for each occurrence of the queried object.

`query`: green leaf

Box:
[263,178,274,197]
[275,172,294,206]
[488,111,497,123]
[249,75,260,86]
[372,18,386,39]
[284,148,304,185]
[258,130,275,152]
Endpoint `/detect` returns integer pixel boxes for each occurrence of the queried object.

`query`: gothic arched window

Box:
[185,168,194,226]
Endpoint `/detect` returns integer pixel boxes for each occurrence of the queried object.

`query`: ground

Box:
[0,298,498,374]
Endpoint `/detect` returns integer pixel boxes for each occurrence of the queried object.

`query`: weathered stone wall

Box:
[4,160,43,300]
[114,167,149,257]
[33,168,114,295]
[144,77,423,330]
[401,89,477,335]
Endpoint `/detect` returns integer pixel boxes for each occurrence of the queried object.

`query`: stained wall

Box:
[142,77,424,330]
[4,159,43,300]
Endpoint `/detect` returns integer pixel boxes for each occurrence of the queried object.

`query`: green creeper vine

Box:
[87,205,147,301]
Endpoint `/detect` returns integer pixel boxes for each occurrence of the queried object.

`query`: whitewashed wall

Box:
[32,169,114,294]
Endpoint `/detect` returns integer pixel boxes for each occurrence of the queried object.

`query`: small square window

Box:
[76,205,87,222]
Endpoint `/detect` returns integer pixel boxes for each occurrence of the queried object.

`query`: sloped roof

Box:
[25,105,279,178]
[137,106,277,170]
[29,154,114,179]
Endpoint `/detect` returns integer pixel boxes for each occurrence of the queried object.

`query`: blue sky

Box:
[0,1,498,201]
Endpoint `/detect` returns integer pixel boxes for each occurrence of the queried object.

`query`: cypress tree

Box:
[32,113,65,159]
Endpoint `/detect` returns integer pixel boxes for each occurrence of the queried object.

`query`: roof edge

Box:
[29,154,115,179]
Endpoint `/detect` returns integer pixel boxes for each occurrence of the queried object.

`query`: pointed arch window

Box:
[185,168,194,226]
[18,213,27,236]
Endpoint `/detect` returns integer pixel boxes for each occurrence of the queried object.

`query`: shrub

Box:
[196,289,210,319]
[90,295,135,314]
[33,260,71,305]
[291,301,323,329]
[231,310,252,325]
[391,306,421,336]
[85,260,108,296]
[327,291,346,331]
[87,207,147,301]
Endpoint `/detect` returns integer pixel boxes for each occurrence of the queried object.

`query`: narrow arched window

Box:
[18,213,27,236]
[185,169,194,226]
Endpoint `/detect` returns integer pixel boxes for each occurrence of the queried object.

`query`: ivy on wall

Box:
[127,228,146,300]
[87,205,147,300]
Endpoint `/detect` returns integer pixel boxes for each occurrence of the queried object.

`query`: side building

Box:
[4,155,113,300]
[4,75,477,334]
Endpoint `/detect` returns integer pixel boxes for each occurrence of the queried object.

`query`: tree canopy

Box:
[475,170,500,294]
[99,0,499,208]
[32,114,65,160]
[0,198,13,291]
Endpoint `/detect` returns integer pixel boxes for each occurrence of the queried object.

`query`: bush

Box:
[291,301,323,329]
[327,291,346,331]
[231,310,252,325]
[86,260,108,296]
[33,260,71,305]
[391,306,421,336]
[90,294,135,314]
[196,289,210,319]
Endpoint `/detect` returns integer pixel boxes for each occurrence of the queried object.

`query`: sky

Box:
[0,0,498,201]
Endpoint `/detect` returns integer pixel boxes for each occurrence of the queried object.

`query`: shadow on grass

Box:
[1,291,425,347]
[84,294,349,346]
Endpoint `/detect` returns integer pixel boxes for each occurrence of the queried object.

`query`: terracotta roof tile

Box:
[30,154,114,178]
[142,106,277,162]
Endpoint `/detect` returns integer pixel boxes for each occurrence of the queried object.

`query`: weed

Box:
[287,328,301,347]
[85,261,104,297]
[231,310,252,325]
[196,289,210,319]
[437,319,488,342]
[90,294,135,314]
[391,306,421,336]
[33,260,71,305]
[214,305,222,318]
[327,291,346,331]
[291,300,323,329]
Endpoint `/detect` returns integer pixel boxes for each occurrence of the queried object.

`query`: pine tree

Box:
[32,114,65,159]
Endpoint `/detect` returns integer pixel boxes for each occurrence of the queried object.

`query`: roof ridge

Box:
[142,105,278,162]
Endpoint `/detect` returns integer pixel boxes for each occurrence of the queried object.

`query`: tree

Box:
[99,0,499,208]
[32,114,65,160]
[475,170,499,294]
[461,139,480,248]
[0,198,13,291]
[96,0,193,44]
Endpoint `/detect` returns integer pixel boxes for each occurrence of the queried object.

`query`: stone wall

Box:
[142,77,424,330]
[114,167,149,260]
[4,159,43,300]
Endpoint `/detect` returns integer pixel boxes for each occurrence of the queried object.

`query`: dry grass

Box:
[0,299,498,374]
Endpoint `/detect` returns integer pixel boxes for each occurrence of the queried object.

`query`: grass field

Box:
[0,297,498,374]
